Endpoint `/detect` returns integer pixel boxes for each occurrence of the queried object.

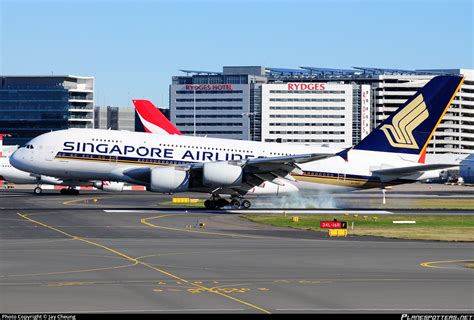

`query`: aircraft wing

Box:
[230,153,336,188]
[371,163,459,177]
[118,153,336,188]
[183,153,335,172]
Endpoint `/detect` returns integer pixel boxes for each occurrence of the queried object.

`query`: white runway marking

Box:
[103,210,153,213]
[103,209,394,215]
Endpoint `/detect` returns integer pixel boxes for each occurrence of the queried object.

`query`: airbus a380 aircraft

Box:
[10,76,463,208]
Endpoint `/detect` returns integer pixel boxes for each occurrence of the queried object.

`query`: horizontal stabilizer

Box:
[372,163,459,177]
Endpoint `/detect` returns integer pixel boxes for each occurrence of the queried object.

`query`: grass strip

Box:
[243,214,474,242]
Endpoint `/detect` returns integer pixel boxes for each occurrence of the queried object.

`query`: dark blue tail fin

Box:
[353,75,464,159]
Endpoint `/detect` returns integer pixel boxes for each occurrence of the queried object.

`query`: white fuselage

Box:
[10,129,440,195]
[0,156,82,186]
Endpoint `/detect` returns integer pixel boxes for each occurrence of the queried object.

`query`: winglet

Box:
[132,100,182,135]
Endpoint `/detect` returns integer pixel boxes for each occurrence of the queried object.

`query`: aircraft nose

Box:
[9,149,28,171]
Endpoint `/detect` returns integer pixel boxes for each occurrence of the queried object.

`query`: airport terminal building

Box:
[94,106,136,131]
[0,75,94,146]
[170,67,361,146]
[93,105,164,132]
[261,82,356,148]
[170,67,266,141]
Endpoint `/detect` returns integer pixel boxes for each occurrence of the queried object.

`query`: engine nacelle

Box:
[93,181,124,192]
[460,155,474,183]
[203,162,243,187]
[150,166,189,193]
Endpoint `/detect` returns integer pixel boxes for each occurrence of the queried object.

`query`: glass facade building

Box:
[0,76,94,146]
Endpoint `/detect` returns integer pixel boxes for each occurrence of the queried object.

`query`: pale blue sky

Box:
[1,0,473,108]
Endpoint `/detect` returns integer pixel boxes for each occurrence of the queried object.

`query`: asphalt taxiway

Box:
[0,189,473,313]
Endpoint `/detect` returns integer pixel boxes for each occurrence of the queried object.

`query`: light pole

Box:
[193,88,196,137]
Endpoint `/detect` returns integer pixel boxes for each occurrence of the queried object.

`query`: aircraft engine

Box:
[460,155,474,184]
[150,166,189,193]
[93,181,124,192]
[203,162,243,187]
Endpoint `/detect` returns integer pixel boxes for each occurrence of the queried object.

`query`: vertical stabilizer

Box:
[132,100,182,135]
[353,76,464,162]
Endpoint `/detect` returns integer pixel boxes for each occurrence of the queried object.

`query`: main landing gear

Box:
[229,198,251,209]
[204,195,252,210]
[204,196,228,209]
[60,187,80,195]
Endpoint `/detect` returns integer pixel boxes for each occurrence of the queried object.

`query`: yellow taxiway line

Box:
[62,197,106,205]
[420,259,474,269]
[16,211,271,314]
[140,214,266,239]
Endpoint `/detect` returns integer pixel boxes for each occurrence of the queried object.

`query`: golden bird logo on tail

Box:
[380,94,429,149]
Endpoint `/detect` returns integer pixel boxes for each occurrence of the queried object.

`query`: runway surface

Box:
[0,189,473,314]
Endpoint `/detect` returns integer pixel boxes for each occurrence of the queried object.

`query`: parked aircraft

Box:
[133,99,182,135]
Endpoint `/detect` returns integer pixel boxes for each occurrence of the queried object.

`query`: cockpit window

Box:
[24,144,34,149]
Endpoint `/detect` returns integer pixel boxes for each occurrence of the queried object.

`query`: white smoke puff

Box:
[254,192,337,209]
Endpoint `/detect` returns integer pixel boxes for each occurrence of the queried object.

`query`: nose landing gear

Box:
[33,186,43,195]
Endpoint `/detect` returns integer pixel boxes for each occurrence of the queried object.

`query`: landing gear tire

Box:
[205,194,230,210]
[216,198,230,208]
[230,199,241,209]
[33,187,42,195]
[241,200,251,209]
[204,200,216,209]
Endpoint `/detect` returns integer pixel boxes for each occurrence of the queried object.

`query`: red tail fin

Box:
[132,100,182,135]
